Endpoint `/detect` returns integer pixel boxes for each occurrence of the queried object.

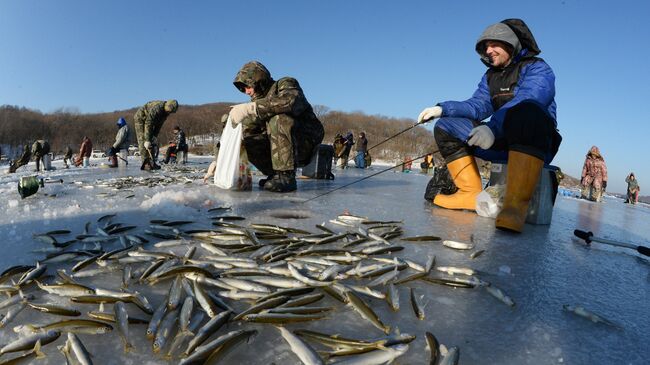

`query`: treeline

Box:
[0,103,231,156]
[0,103,438,162]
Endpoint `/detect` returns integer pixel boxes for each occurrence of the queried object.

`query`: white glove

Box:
[467,125,495,149]
[144,141,151,149]
[417,106,442,124]
[229,102,257,125]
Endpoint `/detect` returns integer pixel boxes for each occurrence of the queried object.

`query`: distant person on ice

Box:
[625,172,639,204]
[134,99,178,171]
[355,132,368,168]
[164,125,188,164]
[339,132,354,169]
[74,136,92,167]
[8,144,32,173]
[228,61,324,192]
[417,18,562,233]
[63,145,73,168]
[107,117,131,168]
[580,145,607,202]
[31,140,51,172]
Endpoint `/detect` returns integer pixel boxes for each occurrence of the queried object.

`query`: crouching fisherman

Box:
[107,117,131,168]
[228,61,324,192]
[8,144,32,173]
[418,19,562,233]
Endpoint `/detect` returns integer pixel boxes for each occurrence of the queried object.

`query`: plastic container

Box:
[489,163,559,225]
[43,153,52,170]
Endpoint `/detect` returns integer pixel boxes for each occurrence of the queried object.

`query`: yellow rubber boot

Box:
[433,156,482,210]
[496,151,544,233]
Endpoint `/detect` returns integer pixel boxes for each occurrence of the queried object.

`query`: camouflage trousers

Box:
[134,120,161,163]
[581,184,603,202]
[241,114,324,175]
[9,155,30,173]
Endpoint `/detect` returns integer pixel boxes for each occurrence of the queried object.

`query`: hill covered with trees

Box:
[0,103,437,162]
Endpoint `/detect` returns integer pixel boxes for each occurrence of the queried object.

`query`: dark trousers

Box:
[433,102,562,164]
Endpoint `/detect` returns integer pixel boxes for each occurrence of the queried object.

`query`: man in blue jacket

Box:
[417,19,562,233]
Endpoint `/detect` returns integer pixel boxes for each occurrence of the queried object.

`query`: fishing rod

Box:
[302,151,436,203]
[116,154,128,165]
[337,120,430,168]
[574,229,650,257]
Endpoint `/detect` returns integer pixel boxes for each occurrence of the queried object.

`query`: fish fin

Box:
[34,340,45,359]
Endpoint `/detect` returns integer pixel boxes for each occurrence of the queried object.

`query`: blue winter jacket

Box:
[438,51,557,138]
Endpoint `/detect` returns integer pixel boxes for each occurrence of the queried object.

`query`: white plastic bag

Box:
[214,118,251,190]
[476,184,506,219]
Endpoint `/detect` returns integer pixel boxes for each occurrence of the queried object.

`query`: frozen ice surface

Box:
[0,155,648,364]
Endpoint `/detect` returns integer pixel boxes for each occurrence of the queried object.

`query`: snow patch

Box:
[140,189,214,216]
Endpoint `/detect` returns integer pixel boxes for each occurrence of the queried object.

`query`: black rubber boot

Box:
[108,155,118,168]
[148,148,161,170]
[141,158,152,171]
[259,174,275,188]
[264,170,297,192]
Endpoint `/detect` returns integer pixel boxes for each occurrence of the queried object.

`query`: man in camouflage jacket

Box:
[31,140,50,172]
[8,144,31,173]
[228,61,324,192]
[133,99,178,170]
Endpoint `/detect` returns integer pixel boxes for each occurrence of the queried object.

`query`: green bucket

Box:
[18,176,42,199]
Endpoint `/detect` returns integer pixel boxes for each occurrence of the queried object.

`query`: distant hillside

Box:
[0,103,435,162]
[560,173,581,189]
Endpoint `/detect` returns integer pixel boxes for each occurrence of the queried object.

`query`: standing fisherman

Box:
[107,117,131,168]
[133,100,178,170]
[228,61,324,192]
[31,140,50,172]
[74,136,92,167]
[63,146,73,169]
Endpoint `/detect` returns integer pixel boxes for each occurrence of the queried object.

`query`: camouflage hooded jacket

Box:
[233,62,321,127]
[134,101,170,142]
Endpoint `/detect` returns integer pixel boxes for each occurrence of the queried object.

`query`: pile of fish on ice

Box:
[0,205,618,364]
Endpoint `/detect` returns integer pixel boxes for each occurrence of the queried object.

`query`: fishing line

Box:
[301,151,436,203]
[337,120,430,168]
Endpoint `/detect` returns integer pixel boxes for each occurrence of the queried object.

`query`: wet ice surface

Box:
[0,156,648,364]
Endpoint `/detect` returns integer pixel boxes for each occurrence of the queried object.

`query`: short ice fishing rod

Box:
[574,229,650,257]
[338,120,430,168]
[303,151,436,203]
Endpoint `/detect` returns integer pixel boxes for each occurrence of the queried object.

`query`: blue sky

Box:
[0,0,648,193]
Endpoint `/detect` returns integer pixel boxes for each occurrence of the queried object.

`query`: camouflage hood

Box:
[233,61,274,98]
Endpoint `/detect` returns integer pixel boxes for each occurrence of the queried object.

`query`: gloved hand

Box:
[467,125,495,149]
[417,106,443,124]
[144,141,151,149]
[603,181,607,190]
[229,102,257,125]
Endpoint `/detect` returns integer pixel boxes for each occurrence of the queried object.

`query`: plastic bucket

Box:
[18,176,41,199]
[83,157,90,167]
[43,153,52,170]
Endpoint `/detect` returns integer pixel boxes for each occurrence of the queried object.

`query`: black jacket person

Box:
[228,61,324,192]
